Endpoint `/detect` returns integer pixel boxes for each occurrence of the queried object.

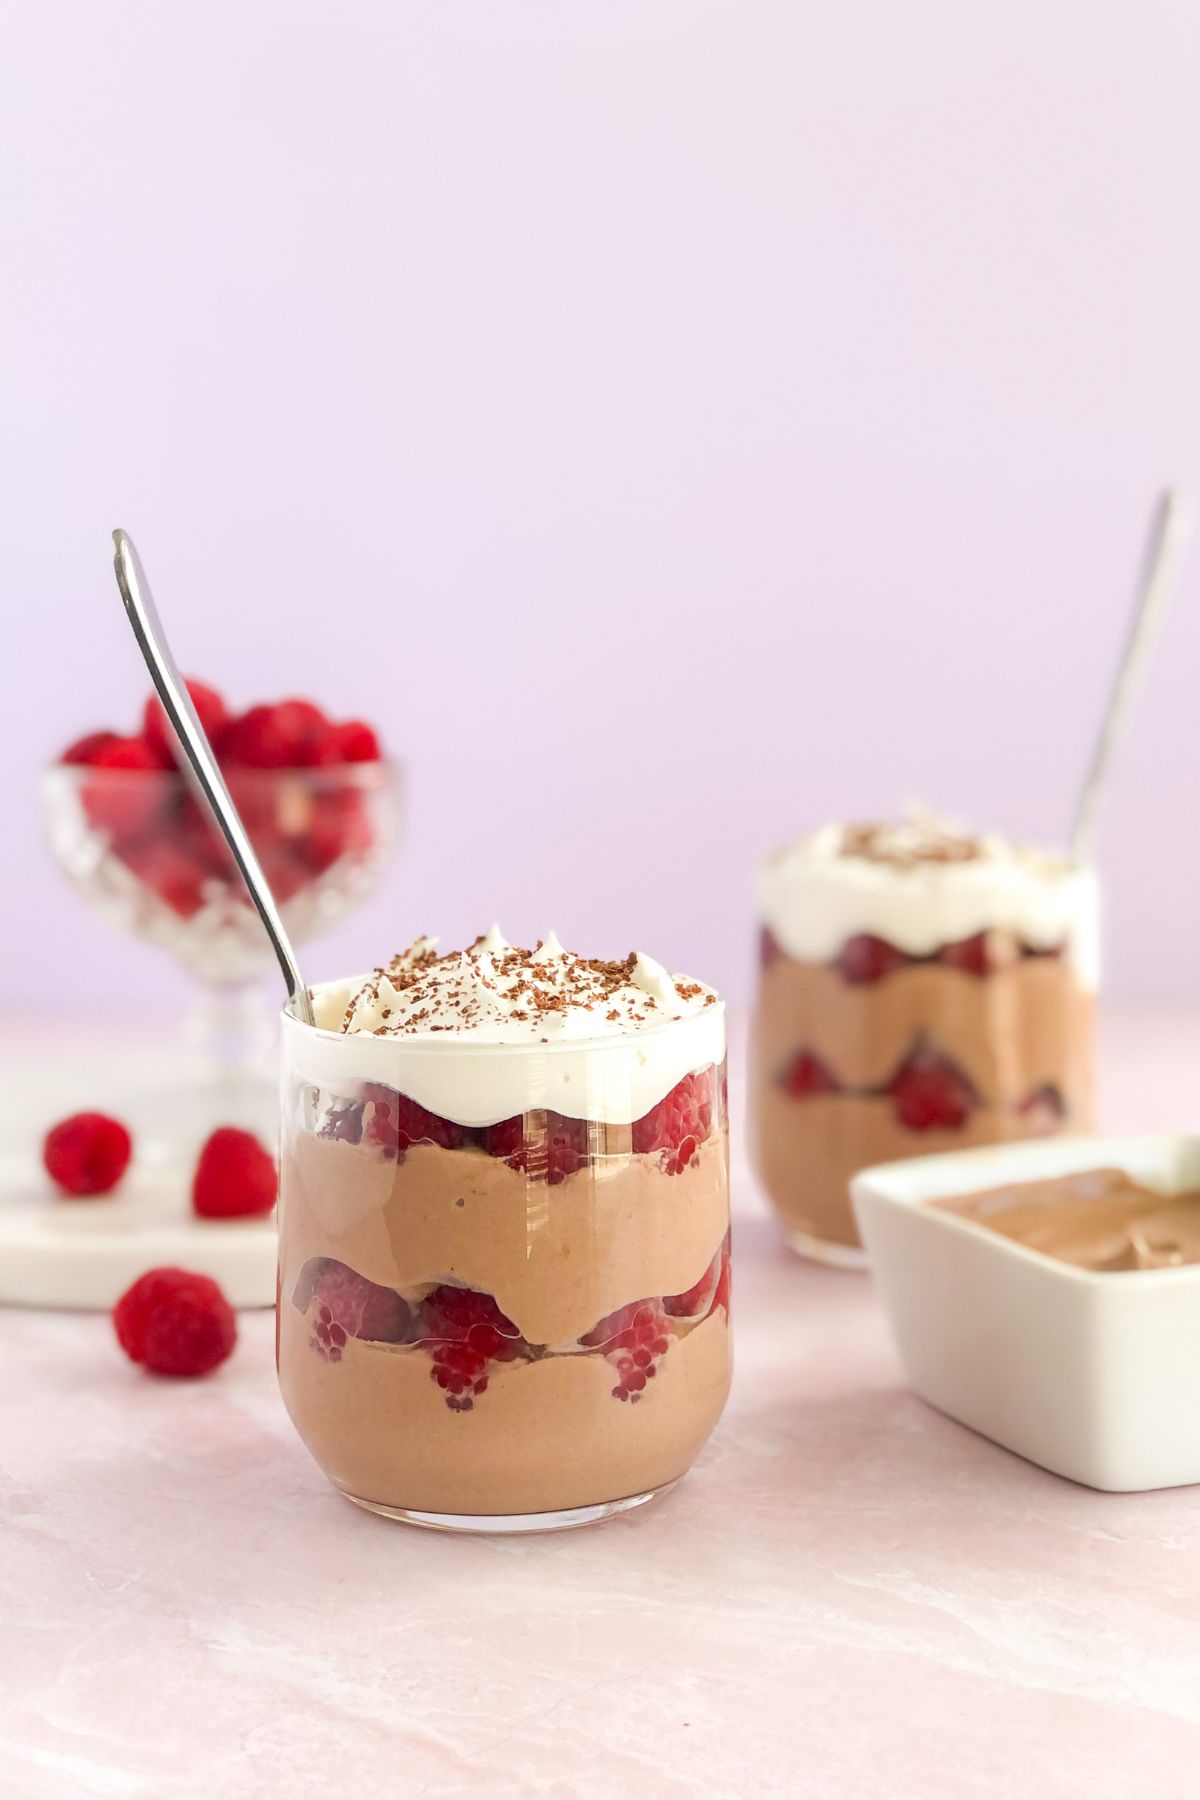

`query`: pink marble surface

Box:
[3,1009,1200,1797]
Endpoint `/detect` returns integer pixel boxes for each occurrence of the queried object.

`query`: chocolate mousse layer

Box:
[280,1305,730,1516]
[752,953,1094,1251]
[934,1167,1200,1272]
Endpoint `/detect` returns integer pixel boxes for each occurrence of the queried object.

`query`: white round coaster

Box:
[0,1146,277,1311]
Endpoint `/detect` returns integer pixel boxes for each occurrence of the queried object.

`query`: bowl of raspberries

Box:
[42,680,400,983]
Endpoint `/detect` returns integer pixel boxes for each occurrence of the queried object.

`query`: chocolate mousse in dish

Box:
[277,928,730,1531]
[750,812,1098,1263]
[933,1168,1200,1272]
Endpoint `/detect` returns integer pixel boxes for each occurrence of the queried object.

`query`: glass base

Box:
[786,1228,869,1270]
[342,1479,678,1534]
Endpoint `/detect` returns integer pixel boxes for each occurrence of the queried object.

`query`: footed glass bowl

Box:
[41,760,403,1136]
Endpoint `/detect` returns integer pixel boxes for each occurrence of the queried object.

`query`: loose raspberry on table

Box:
[309,1260,411,1358]
[582,1299,671,1402]
[887,1042,977,1131]
[192,1127,277,1219]
[416,1284,528,1410]
[113,1267,237,1377]
[143,678,229,762]
[631,1069,715,1175]
[781,1049,841,1098]
[43,1112,133,1197]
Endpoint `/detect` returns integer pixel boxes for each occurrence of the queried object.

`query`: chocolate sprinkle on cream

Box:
[337,927,719,1043]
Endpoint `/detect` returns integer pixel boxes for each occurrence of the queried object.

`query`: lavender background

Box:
[6,2,1200,1016]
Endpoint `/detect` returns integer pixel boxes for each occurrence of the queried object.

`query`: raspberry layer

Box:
[294,1240,730,1405]
[279,1304,731,1516]
[750,949,1094,1251]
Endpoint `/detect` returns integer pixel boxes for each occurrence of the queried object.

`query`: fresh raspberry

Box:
[82,735,172,843]
[309,1260,410,1357]
[330,720,381,762]
[216,705,288,769]
[273,700,336,765]
[937,932,990,977]
[759,926,783,969]
[631,1069,714,1175]
[221,767,283,838]
[117,839,208,917]
[248,841,309,905]
[61,730,120,766]
[43,1112,132,1197]
[299,789,373,876]
[417,1284,527,1410]
[582,1299,671,1402]
[1022,941,1064,962]
[888,1043,977,1131]
[114,1267,237,1377]
[318,1097,366,1144]
[191,1127,277,1219]
[663,1253,720,1318]
[837,933,910,984]
[1017,1083,1065,1132]
[713,1237,732,1315]
[781,1050,841,1098]
[483,1114,526,1164]
[483,1111,590,1184]
[220,700,332,768]
[143,678,229,762]
[362,1086,474,1158]
[174,792,236,879]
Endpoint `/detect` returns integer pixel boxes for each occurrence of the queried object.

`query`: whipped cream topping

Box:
[759,813,1100,986]
[328,927,714,1043]
[292,930,726,1127]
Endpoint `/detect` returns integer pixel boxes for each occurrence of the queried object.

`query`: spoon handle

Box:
[111,529,316,1028]
[1069,488,1194,865]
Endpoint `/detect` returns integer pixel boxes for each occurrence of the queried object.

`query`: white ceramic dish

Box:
[0,1146,276,1310]
[851,1134,1200,1492]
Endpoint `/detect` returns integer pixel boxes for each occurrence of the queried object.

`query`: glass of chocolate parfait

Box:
[277,929,732,1531]
[750,815,1098,1264]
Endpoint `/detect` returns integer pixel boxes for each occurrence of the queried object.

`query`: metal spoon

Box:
[1069,487,1195,864]
[111,528,316,1028]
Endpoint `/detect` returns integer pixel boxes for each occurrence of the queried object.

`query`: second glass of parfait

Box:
[750,817,1098,1264]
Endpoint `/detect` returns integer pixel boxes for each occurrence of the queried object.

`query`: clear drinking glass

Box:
[277,999,731,1532]
[750,844,1099,1265]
